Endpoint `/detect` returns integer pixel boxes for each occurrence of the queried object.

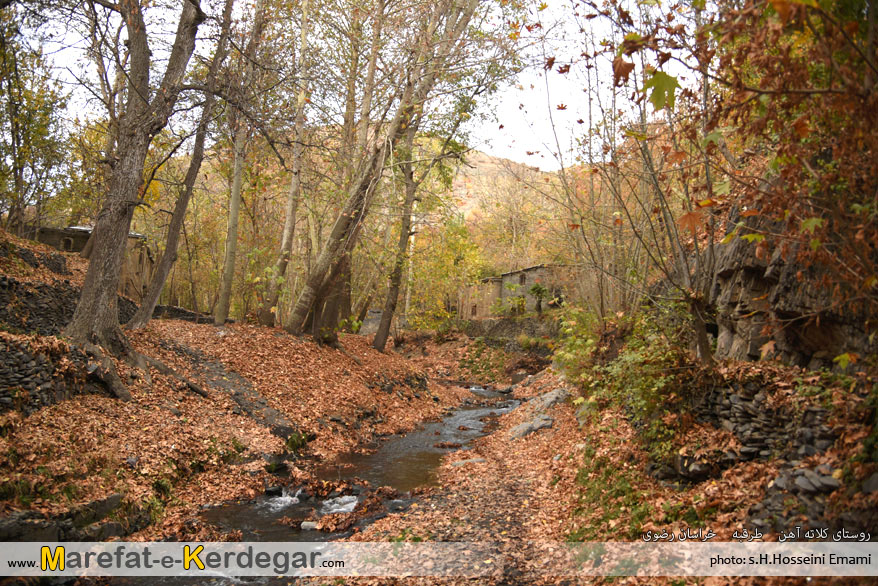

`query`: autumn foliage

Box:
[718,0,878,320]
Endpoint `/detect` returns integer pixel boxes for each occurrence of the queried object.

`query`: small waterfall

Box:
[259,486,302,512]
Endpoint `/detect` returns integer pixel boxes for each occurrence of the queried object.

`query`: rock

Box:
[553,454,562,461]
[0,514,60,541]
[814,475,840,492]
[862,472,878,494]
[265,486,284,497]
[674,455,711,481]
[497,386,514,394]
[739,446,760,459]
[450,458,487,467]
[815,439,833,451]
[798,445,819,457]
[531,388,569,411]
[794,476,818,494]
[388,500,409,512]
[81,521,124,541]
[772,475,789,491]
[300,521,318,530]
[508,414,553,439]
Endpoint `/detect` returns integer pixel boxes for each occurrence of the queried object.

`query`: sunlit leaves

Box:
[801,217,823,234]
[833,352,857,369]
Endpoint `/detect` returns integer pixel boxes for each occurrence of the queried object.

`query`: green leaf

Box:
[810,238,821,251]
[833,353,853,369]
[703,131,723,147]
[720,230,738,244]
[801,217,824,234]
[642,70,680,111]
[741,233,765,243]
[713,180,731,196]
[623,127,648,141]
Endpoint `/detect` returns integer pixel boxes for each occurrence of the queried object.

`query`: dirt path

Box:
[346,370,586,585]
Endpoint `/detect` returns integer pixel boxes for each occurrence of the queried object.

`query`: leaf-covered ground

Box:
[2,231,876,586]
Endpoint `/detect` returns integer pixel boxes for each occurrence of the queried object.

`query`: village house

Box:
[31,225,155,302]
[457,264,572,319]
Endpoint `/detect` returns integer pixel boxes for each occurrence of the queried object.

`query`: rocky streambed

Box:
[199,386,520,541]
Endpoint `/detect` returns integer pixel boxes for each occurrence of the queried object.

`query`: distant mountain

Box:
[450,150,547,218]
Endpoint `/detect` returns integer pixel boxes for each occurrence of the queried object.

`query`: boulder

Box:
[508,414,553,439]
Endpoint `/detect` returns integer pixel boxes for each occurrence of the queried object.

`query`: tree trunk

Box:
[285,133,397,334]
[65,132,150,353]
[373,129,417,351]
[128,0,234,330]
[312,253,348,346]
[285,0,477,336]
[65,0,205,352]
[213,0,265,326]
[214,123,246,325]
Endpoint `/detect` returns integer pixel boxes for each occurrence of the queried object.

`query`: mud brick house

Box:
[457,264,572,318]
[31,226,155,302]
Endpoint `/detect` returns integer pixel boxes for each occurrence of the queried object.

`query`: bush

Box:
[556,302,699,464]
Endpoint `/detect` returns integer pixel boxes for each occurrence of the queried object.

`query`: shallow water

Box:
[112,388,517,584]
[199,388,517,541]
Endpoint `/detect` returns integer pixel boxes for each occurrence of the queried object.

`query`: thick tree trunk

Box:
[285,0,477,336]
[128,0,234,330]
[312,253,349,346]
[64,0,205,352]
[285,137,395,334]
[65,133,150,353]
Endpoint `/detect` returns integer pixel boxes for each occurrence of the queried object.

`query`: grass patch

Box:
[568,447,653,541]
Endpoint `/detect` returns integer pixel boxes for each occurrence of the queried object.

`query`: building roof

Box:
[57,225,147,240]
[500,263,567,277]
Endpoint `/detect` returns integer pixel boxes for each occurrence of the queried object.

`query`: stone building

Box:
[31,226,155,302]
[457,264,571,318]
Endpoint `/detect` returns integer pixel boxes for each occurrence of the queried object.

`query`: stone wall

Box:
[461,315,560,340]
[639,378,873,534]
[153,304,213,323]
[0,335,111,414]
[0,275,137,336]
[0,493,150,541]
[709,213,870,370]
[0,241,69,275]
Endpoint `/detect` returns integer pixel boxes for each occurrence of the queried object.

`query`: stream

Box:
[199,385,518,542]
[110,386,517,585]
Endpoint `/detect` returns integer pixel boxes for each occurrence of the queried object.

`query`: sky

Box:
[470,66,584,172]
